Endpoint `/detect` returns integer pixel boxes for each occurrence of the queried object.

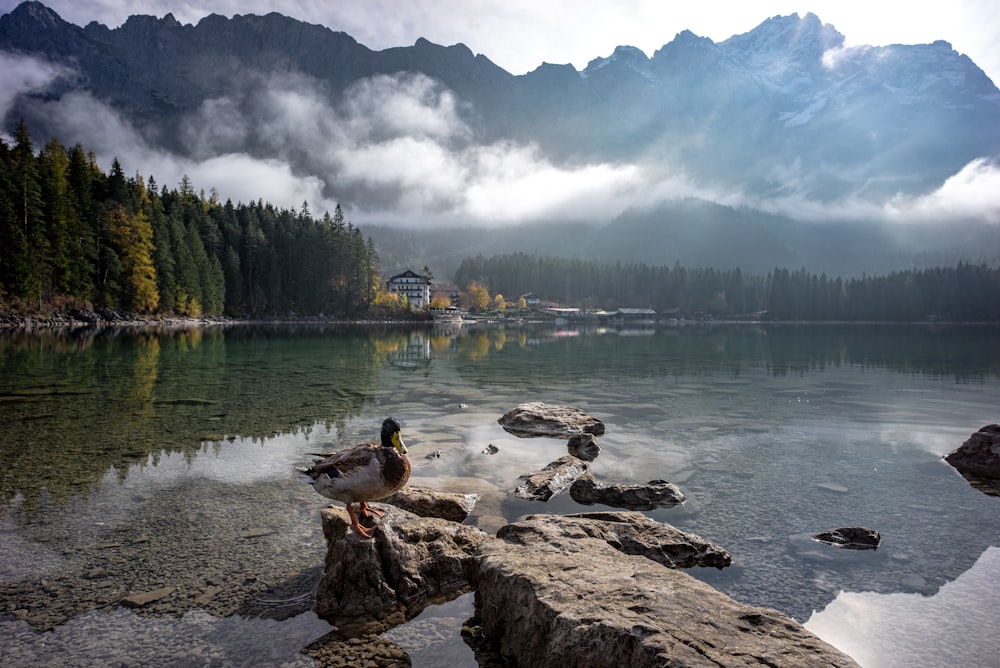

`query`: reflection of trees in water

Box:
[0,325,383,509]
[449,324,1000,384]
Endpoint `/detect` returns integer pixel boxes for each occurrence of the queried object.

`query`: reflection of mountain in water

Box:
[805,547,1000,667]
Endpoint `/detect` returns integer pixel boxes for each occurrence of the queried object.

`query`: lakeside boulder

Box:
[498,402,606,438]
[945,424,1000,496]
[473,513,855,667]
[495,512,732,569]
[381,485,480,522]
[312,507,857,666]
[313,505,489,636]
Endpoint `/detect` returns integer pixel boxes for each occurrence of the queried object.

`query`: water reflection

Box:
[805,547,1000,667]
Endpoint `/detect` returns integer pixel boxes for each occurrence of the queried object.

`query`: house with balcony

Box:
[387,269,431,308]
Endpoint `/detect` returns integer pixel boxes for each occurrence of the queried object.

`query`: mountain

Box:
[2,1,1000,277]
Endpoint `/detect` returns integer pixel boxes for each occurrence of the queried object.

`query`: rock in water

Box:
[497,512,732,569]
[569,475,686,510]
[313,505,488,636]
[498,402,605,438]
[944,424,1000,496]
[567,433,601,461]
[473,513,857,667]
[514,456,590,501]
[811,527,881,550]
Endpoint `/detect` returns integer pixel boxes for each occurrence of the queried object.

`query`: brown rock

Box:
[314,505,489,637]
[945,424,1000,487]
[496,511,732,570]
[473,514,857,667]
[569,475,686,510]
[120,586,176,608]
[381,485,480,522]
[498,402,605,438]
[514,456,590,501]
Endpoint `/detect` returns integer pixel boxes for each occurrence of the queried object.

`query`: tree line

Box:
[455,252,1000,322]
[5,122,999,322]
[0,122,384,318]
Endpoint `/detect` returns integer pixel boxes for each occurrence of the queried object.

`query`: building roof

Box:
[388,269,429,282]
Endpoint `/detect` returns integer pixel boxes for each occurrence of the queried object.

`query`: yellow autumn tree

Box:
[108,205,159,313]
[430,293,452,308]
[461,280,490,311]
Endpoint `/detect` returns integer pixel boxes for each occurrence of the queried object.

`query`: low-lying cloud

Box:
[4,50,998,230]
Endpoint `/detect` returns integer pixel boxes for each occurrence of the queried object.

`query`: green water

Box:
[1,322,998,667]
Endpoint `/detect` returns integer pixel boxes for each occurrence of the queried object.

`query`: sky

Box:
[1,0,999,228]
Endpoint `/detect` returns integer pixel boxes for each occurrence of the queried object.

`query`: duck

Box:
[297,417,411,538]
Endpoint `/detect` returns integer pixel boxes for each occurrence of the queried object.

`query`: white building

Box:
[387,269,431,308]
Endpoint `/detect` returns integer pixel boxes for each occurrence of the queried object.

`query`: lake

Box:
[1,322,998,667]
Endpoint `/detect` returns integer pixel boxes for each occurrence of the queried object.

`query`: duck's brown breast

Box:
[380,452,410,494]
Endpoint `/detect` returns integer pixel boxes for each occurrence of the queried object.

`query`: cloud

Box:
[717,156,1000,227]
[0,51,70,134]
[166,69,652,225]
[18,64,652,226]
[885,158,1000,224]
[11,46,999,230]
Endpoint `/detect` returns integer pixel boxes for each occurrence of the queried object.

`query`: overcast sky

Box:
[1,0,998,83]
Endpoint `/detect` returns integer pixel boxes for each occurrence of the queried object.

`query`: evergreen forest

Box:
[456,253,1000,322]
[3,122,999,322]
[0,122,381,318]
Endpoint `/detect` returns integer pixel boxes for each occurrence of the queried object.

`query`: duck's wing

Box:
[308,443,378,478]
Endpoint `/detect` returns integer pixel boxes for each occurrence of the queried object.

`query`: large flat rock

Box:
[473,513,857,667]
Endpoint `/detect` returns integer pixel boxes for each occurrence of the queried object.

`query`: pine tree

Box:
[64,144,98,302]
[9,120,45,304]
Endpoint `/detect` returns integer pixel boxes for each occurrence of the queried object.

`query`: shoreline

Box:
[2,307,997,331]
[0,308,433,331]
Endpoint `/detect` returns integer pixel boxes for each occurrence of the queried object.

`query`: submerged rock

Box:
[811,527,881,550]
[120,586,176,608]
[514,455,589,501]
[567,432,601,461]
[569,475,686,510]
[302,630,410,667]
[498,402,605,438]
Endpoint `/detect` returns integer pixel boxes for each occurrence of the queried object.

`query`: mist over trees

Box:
[3,123,998,323]
[456,253,1000,322]
[0,122,380,317]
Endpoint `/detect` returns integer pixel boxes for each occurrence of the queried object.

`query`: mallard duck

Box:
[297,417,411,538]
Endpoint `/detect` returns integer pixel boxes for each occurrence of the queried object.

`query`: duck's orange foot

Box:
[359,501,385,519]
[346,504,376,539]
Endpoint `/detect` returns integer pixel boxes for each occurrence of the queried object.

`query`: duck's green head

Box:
[381,417,407,455]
